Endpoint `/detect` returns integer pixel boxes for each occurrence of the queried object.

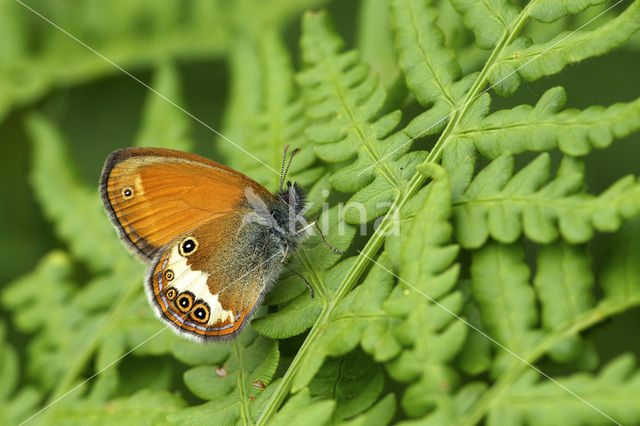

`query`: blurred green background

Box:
[2,1,640,422]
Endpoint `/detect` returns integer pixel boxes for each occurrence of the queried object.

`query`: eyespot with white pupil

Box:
[175,291,194,313]
[179,237,198,257]
[121,186,134,200]
[190,302,210,324]
[164,269,174,281]
[165,288,177,301]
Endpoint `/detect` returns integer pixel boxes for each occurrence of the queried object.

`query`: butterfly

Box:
[100,147,338,342]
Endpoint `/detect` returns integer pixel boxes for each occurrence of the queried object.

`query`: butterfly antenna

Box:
[281,147,300,190]
[280,144,290,191]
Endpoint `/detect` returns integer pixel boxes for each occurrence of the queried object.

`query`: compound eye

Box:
[179,237,198,256]
[175,291,194,313]
[165,287,177,301]
[190,302,210,324]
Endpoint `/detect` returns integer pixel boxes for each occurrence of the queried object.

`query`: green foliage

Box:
[4,1,640,425]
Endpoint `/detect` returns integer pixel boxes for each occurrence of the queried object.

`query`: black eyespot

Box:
[190,302,210,324]
[165,288,177,301]
[164,269,174,281]
[175,291,194,313]
[121,186,134,199]
[179,238,198,256]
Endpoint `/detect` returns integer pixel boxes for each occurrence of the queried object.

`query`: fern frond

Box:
[461,221,640,424]
[530,0,607,23]
[450,0,520,49]
[285,254,393,391]
[534,242,594,361]
[383,164,466,420]
[490,1,640,95]
[0,323,40,425]
[219,30,317,190]
[309,351,386,422]
[134,61,193,151]
[456,87,640,157]
[268,389,335,426]
[453,153,640,248]
[390,0,461,107]
[298,10,420,223]
[390,0,478,140]
[471,242,539,367]
[169,331,278,424]
[490,355,640,425]
[45,390,185,424]
[338,394,396,426]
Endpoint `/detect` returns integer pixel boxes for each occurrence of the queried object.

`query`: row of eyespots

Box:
[165,287,210,324]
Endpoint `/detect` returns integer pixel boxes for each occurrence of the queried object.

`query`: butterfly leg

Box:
[311,221,344,254]
[282,261,314,299]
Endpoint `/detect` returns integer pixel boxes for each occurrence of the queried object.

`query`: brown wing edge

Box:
[99,148,157,262]
[143,247,266,343]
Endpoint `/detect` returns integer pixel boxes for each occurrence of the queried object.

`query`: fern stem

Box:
[425,2,533,166]
[233,340,251,425]
[461,295,640,426]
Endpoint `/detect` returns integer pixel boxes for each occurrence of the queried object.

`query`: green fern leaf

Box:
[170,331,278,424]
[298,10,420,223]
[530,0,607,23]
[219,30,319,190]
[390,0,478,140]
[267,388,335,426]
[134,61,193,151]
[309,351,385,422]
[453,153,640,248]
[471,242,540,369]
[599,217,640,301]
[44,389,185,425]
[450,0,520,49]
[490,2,640,95]
[390,0,461,107]
[489,355,640,425]
[534,242,594,362]
[457,87,640,157]
[384,164,466,420]
[0,321,41,425]
[287,253,394,391]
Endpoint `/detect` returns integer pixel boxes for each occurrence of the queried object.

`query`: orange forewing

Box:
[100,147,272,260]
